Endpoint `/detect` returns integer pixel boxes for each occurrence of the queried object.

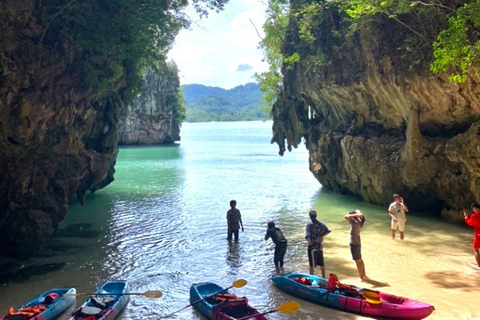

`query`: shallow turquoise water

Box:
[0,121,478,320]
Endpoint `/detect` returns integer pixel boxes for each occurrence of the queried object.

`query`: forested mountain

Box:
[182,83,269,122]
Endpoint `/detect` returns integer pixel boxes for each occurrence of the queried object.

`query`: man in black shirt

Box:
[265,221,288,273]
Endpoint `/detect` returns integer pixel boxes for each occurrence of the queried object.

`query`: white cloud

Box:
[168,0,269,89]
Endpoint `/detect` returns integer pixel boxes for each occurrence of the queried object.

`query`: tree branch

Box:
[249,18,264,41]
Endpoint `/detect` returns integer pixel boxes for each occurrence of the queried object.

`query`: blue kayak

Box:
[190,282,268,320]
[69,281,129,320]
[1,288,76,320]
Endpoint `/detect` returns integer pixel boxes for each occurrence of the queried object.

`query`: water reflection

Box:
[226,241,243,272]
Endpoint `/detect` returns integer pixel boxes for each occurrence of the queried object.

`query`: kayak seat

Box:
[90,295,116,309]
[74,306,103,319]
[217,302,249,319]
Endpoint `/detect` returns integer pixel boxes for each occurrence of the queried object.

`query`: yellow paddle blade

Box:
[232,279,248,288]
[143,291,163,298]
[278,301,301,314]
[361,290,382,304]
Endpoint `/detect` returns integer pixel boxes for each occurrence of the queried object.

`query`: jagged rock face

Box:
[118,70,180,145]
[0,1,119,259]
[272,8,480,222]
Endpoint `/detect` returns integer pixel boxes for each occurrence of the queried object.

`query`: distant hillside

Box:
[182,83,269,122]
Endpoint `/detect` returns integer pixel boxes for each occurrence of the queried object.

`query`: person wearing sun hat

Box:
[388,194,409,240]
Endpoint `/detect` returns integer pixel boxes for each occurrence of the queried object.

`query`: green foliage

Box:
[295,2,325,43]
[431,1,480,82]
[283,52,301,64]
[42,0,227,104]
[254,0,289,112]
[182,83,268,122]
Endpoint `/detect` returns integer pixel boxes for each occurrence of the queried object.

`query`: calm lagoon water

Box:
[0,121,479,320]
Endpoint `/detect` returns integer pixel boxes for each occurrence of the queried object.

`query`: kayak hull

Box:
[272,272,434,320]
[69,281,129,320]
[1,288,76,320]
[190,282,268,320]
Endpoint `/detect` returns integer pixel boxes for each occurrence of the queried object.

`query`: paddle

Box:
[359,289,381,304]
[65,291,163,299]
[236,301,301,320]
[160,279,248,318]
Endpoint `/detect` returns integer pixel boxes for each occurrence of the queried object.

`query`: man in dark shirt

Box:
[226,200,244,241]
[265,221,288,273]
[306,210,331,277]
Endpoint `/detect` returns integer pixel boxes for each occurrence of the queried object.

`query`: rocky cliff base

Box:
[271,3,480,222]
[0,1,119,259]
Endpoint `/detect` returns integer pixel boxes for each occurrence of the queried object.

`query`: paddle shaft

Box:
[236,309,276,320]
[160,286,232,318]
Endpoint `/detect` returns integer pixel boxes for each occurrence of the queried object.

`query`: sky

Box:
[168,0,269,89]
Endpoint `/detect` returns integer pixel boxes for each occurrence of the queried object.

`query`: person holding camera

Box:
[388,194,409,240]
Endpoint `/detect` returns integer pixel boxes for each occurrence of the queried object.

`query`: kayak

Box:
[190,282,268,320]
[272,272,434,320]
[1,288,76,320]
[69,281,129,320]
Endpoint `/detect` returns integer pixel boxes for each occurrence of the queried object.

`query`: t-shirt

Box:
[349,217,363,245]
[265,227,287,245]
[465,211,480,249]
[305,220,331,250]
[226,208,242,230]
[389,202,407,221]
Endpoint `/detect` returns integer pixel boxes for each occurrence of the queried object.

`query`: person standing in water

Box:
[464,202,480,268]
[345,210,367,280]
[226,200,244,241]
[389,194,408,239]
[265,221,288,274]
[305,210,331,277]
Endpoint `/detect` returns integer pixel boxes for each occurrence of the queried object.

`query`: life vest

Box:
[292,276,313,285]
[9,305,47,318]
[215,293,248,306]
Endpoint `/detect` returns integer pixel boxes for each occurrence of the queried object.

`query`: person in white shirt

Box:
[388,194,408,240]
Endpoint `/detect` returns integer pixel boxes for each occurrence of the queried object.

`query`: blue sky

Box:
[168,0,269,89]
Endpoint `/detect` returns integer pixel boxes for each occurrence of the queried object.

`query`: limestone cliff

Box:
[272,1,480,222]
[0,1,119,259]
[118,66,182,145]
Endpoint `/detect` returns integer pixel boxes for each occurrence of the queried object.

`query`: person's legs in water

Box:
[274,247,280,274]
[233,229,239,241]
[227,229,233,241]
[391,219,397,239]
[398,220,405,240]
[474,248,480,267]
[276,243,287,274]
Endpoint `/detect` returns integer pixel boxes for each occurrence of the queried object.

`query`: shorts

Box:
[391,219,406,232]
[350,244,362,261]
[308,246,324,267]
